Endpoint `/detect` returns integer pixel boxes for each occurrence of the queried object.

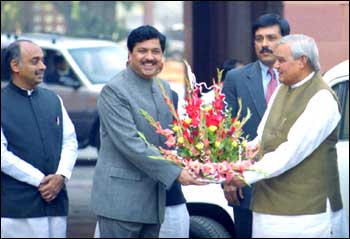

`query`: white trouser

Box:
[1,216,67,238]
[252,200,348,238]
[159,203,190,238]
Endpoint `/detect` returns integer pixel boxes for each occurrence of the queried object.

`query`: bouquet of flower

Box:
[140,61,254,183]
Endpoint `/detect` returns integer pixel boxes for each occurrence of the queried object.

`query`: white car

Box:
[183,60,349,237]
[323,60,349,222]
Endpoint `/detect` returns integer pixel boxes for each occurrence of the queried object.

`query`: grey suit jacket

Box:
[222,61,267,209]
[90,67,182,224]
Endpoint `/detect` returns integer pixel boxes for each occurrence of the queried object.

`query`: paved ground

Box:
[67,147,98,238]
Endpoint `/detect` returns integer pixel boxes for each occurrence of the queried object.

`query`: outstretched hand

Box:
[177,169,208,186]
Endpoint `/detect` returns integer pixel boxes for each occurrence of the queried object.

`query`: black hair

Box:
[219,59,243,81]
[252,13,290,37]
[54,54,66,65]
[127,25,166,53]
[3,39,35,78]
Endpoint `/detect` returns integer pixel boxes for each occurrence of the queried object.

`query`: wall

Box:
[284,1,349,72]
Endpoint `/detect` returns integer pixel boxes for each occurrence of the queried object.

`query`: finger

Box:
[239,188,244,199]
[224,191,233,203]
[232,192,240,206]
[225,191,239,205]
[44,195,55,203]
[38,184,51,193]
[40,190,52,198]
[196,180,208,185]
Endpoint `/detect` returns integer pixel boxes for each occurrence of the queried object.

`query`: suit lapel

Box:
[243,61,266,119]
[151,80,169,128]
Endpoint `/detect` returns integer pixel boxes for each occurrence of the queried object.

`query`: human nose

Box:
[274,60,280,69]
[262,37,269,47]
[145,50,154,60]
[39,60,46,70]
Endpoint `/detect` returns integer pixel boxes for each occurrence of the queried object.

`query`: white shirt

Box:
[242,72,348,237]
[258,61,279,98]
[1,95,78,185]
[1,92,78,238]
[243,72,340,183]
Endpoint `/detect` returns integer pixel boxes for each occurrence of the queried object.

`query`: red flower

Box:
[140,68,256,183]
[212,94,225,110]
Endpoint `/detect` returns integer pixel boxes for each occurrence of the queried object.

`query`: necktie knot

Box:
[266,69,277,104]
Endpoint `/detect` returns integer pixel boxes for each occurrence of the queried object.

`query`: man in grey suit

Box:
[91,26,202,238]
[90,25,203,238]
[222,14,290,238]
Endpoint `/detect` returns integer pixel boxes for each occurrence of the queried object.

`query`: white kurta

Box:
[243,72,349,238]
[1,93,78,238]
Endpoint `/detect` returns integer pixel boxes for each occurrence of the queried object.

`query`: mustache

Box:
[141,60,157,65]
[35,70,45,75]
[260,47,273,54]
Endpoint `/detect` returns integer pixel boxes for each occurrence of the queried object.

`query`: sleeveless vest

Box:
[251,73,343,215]
[1,81,68,218]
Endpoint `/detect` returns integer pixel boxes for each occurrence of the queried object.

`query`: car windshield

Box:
[69,46,126,84]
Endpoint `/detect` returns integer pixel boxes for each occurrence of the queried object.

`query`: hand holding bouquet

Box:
[140,62,255,183]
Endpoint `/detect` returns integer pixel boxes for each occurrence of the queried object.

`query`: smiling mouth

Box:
[142,63,156,70]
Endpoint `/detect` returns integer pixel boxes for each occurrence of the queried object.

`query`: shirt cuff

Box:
[55,169,72,182]
[243,170,265,185]
[34,174,46,187]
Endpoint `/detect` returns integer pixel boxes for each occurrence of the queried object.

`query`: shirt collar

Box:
[290,71,315,89]
[9,81,36,97]
[258,60,278,77]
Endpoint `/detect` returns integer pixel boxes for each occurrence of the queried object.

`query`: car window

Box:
[332,79,349,140]
[68,46,125,84]
[43,49,80,87]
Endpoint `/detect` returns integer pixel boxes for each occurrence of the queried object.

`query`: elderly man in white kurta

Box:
[225,34,348,238]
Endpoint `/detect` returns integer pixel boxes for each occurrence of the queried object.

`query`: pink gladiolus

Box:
[165,136,176,148]
[140,68,256,183]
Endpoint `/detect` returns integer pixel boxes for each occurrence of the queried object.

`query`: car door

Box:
[331,77,349,222]
[41,49,97,147]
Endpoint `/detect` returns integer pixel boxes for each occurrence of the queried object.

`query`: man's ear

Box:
[300,55,308,68]
[10,59,20,73]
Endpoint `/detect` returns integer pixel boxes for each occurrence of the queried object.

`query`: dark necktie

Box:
[266,69,277,104]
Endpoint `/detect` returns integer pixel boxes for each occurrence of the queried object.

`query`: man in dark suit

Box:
[222,13,290,238]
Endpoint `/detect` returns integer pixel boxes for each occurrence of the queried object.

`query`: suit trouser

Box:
[98,215,161,238]
[233,206,253,238]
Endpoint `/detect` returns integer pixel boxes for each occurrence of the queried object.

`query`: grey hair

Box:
[278,34,320,72]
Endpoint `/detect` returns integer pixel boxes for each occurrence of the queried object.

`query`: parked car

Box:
[323,59,349,222]
[182,60,349,237]
[1,33,127,149]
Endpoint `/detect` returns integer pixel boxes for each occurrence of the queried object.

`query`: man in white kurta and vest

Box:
[225,34,348,238]
[1,40,78,237]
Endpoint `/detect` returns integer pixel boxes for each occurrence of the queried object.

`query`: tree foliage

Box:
[1,1,139,40]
